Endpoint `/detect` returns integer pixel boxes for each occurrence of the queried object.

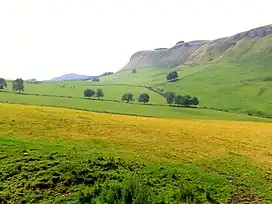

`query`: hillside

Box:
[97,24,272,117]
[122,24,272,69]
[48,73,94,81]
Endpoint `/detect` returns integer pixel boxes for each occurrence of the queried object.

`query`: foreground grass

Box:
[1,138,271,203]
[1,104,272,203]
[0,92,270,122]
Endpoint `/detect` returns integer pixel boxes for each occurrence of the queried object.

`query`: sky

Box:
[0,0,271,80]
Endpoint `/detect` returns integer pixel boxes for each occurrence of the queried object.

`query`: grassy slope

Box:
[1,104,272,203]
[98,37,272,117]
[100,65,204,86]
[97,63,272,116]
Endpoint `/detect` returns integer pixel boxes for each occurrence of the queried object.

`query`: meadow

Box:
[1,61,271,122]
[1,103,272,203]
[99,62,272,117]
[0,91,269,122]
[5,81,166,104]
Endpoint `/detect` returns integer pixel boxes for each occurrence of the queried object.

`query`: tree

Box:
[132,69,137,74]
[138,93,150,104]
[121,93,134,103]
[96,88,104,99]
[164,92,176,104]
[166,71,179,81]
[84,89,95,98]
[182,95,200,106]
[0,78,7,90]
[192,96,200,106]
[175,95,185,106]
[12,78,24,93]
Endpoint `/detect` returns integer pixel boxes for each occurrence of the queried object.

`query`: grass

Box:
[97,61,272,117]
[1,103,272,203]
[5,81,166,104]
[0,92,270,122]
[95,36,272,117]
[2,47,271,120]
[163,63,272,117]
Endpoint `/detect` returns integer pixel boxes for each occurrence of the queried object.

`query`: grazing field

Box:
[1,103,272,203]
[0,92,270,122]
[2,58,272,120]
[5,81,166,104]
[97,61,272,117]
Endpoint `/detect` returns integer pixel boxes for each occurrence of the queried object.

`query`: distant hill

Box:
[99,24,272,117]
[48,73,95,81]
[122,24,272,70]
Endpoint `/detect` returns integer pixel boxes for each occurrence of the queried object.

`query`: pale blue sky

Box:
[0,0,271,80]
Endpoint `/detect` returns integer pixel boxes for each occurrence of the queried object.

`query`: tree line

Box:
[0,78,24,92]
[83,89,150,104]
[84,89,199,107]
[84,88,105,99]
[164,92,199,106]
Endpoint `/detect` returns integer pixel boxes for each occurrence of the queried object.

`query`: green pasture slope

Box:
[1,91,269,122]
[1,36,271,120]
[99,60,272,117]
[4,81,166,104]
[2,71,270,121]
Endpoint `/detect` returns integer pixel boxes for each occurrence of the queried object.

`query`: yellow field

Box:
[1,103,272,165]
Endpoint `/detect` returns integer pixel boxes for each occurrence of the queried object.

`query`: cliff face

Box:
[122,24,272,70]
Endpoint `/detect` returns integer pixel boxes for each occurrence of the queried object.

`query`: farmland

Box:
[1,91,270,122]
[1,103,272,203]
[1,67,272,122]
[4,81,166,104]
[100,62,272,117]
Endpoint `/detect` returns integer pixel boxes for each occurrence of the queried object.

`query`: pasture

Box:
[95,62,272,117]
[0,91,269,122]
[5,81,166,104]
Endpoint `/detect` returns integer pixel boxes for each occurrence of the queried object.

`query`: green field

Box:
[1,104,272,203]
[2,91,269,122]
[4,81,166,104]
[2,50,271,121]
[1,17,271,204]
[97,62,272,117]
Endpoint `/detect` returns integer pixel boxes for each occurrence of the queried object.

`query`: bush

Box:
[166,71,179,81]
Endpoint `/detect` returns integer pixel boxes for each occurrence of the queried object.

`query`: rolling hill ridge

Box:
[122,24,272,69]
[98,24,272,117]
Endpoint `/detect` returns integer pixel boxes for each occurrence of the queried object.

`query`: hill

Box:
[122,24,272,69]
[48,73,95,81]
[98,24,272,117]
[1,103,272,202]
